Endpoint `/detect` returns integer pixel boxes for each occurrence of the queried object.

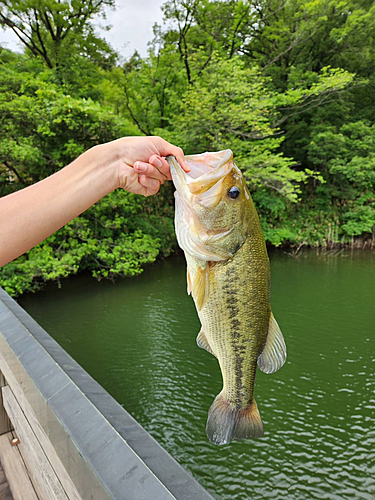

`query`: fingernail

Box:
[154,158,163,168]
[135,162,147,172]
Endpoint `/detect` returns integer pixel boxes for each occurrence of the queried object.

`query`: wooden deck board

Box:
[0,457,13,500]
[0,357,82,500]
[0,431,38,500]
[2,387,69,500]
[0,481,13,500]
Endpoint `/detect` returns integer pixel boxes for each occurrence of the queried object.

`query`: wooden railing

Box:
[0,288,214,500]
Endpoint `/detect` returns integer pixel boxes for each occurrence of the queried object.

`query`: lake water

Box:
[19,249,375,500]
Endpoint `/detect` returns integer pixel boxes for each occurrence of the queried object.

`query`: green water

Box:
[19,249,375,500]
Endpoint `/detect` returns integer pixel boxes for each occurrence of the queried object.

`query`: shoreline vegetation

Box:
[1,0,375,297]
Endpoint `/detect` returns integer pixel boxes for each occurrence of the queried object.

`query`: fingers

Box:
[151,137,190,172]
[149,155,172,180]
[138,174,161,197]
[171,146,190,172]
[118,136,190,197]
[133,160,168,184]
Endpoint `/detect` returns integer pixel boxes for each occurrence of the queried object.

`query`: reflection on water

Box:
[19,249,375,500]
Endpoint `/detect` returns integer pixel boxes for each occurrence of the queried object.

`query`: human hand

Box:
[103,136,189,197]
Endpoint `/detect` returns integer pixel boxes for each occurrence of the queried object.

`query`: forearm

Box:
[0,135,187,268]
[0,144,117,267]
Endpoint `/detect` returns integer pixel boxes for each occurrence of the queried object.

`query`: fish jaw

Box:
[167,150,251,261]
[167,149,234,197]
[185,150,233,195]
[167,155,193,207]
[174,191,230,262]
[167,152,236,262]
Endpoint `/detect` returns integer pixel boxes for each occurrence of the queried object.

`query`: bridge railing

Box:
[0,287,214,500]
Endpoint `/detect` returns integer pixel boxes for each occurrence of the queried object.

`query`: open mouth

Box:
[184,150,233,179]
[167,149,234,197]
[167,150,237,262]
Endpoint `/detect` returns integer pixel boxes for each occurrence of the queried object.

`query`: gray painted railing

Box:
[0,287,215,500]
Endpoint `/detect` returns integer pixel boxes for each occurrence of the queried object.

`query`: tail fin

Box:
[206,392,263,445]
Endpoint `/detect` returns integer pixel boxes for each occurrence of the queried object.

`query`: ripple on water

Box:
[18,251,375,500]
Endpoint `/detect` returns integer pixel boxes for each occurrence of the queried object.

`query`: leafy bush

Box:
[0,188,176,296]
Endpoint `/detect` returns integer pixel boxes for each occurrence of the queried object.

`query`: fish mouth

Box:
[166,149,234,200]
[167,150,237,261]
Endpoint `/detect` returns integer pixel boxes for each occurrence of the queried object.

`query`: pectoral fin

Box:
[257,313,287,374]
[192,264,210,310]
[187,267,192,295]
[196,329,217,357]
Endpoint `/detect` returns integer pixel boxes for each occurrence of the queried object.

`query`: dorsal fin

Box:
[196,329,217,357]
[257,313,287,374]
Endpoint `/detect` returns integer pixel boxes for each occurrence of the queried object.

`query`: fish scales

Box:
[195,228,270,401]
[167,150,287,445]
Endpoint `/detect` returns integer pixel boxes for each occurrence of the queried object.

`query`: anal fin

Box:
[257,312,287,374]
[196,330,217,357]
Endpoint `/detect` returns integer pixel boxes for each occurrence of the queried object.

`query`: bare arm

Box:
[0,136,188,267]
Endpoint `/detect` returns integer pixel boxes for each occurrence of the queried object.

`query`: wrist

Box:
[86,143,120,192]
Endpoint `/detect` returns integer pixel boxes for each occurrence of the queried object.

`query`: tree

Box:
[0,0,116,71]
[0,51,137,196]
[121,29,187,135]
[2,0,375,298]
[161,0,253,83]
[0,49,176,297]
[166,54,351,201]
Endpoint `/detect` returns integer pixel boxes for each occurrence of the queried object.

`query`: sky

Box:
[0,0,166,59]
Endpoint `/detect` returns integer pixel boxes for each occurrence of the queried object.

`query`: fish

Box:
[166,150,287,445]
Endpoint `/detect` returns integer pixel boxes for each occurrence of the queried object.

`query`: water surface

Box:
[19,249,375,500]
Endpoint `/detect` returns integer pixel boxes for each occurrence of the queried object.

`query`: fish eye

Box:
[228,186,240,199]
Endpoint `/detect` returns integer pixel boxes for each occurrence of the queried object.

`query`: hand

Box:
[0,136,189,266]
[104,136,189,197]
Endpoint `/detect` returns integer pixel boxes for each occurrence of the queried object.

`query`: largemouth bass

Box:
[167,150,287,445]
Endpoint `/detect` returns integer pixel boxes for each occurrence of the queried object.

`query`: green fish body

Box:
[167,150,286,445]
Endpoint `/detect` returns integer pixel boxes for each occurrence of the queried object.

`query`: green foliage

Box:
[1,0,375,297]
[0,0,116,72]
[165,55,348,201]
[342,194,375,236]
[121,46,186,135]
[0,187,176,296]
[0,54,137,194]
[310,121,375,190]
